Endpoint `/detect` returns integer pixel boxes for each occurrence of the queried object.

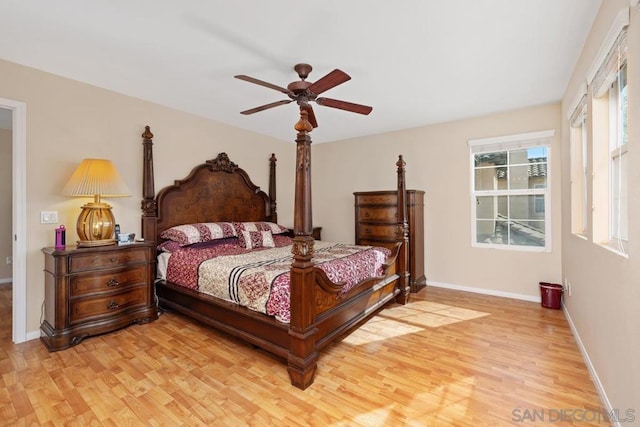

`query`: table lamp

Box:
[62,159,131,247]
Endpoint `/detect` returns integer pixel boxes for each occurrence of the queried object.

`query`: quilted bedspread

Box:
[165,241,390,323]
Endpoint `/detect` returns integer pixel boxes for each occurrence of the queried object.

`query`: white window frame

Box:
[567,88,588,237]
[469,130,554,252]
[586,7,629,256]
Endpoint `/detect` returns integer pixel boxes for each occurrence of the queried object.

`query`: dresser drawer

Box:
[69,286,148,325]
[355,193,397,206]
[69,247,149,273]
[69,265,147,297]
[358,223,398,240]
[357,207,398,223]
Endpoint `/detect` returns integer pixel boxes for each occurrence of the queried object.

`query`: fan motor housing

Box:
[287,80,312,94]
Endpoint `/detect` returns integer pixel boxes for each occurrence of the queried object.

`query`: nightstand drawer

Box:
[69,265,147,296]
[69,247,149,273]
[69,286,148,324]
[357,207,397,223]
[358,223,397,240]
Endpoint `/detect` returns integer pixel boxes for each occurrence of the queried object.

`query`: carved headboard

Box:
[141,127,277,245]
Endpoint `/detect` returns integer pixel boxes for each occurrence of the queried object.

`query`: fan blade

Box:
[302,105,318,128]
[235,75,292,95]
[307,69,351,95]
[316,97,373,115]
[240,100,293,115]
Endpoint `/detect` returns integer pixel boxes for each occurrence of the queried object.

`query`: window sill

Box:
[597,241,629,258]
[472,242,550,253]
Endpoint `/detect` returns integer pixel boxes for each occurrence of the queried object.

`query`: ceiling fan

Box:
[234,63,372,128]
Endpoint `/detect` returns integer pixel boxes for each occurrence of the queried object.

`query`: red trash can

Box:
[539,282,563,309]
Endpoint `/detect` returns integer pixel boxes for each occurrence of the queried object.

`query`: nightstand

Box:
[40,242,159,351]
[286,226,322,240]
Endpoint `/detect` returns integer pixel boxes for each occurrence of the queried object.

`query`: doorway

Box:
[0,109,11,341]
[0,98,27,343]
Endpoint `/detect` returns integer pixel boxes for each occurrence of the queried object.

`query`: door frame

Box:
[0,98,27,343]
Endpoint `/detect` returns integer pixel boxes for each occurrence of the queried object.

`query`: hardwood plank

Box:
[0,284,604,425]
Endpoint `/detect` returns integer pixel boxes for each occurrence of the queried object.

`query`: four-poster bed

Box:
[140,110,410,389]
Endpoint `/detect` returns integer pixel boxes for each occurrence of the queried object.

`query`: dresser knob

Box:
[107,301,119,310]
[364,228,371,234]
[107,278,120,287]
[364,212,370,218]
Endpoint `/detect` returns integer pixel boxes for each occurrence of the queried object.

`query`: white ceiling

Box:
[0,0,602,143]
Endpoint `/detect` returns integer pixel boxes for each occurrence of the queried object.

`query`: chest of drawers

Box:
[41,242,158,351]
[354,190,426,292]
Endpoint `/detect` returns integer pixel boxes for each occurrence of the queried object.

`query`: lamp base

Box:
[76,201,117,245]
[77,238,117,248]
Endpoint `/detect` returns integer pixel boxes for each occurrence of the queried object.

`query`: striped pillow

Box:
[238,230,275,250]
[160,222,237,245]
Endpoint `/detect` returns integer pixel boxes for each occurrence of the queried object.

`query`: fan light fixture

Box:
[62,159,131,247]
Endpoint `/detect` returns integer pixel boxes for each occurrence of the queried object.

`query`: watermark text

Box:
[512,408,635,423]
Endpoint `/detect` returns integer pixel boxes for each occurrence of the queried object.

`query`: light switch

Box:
[41,211,59,224]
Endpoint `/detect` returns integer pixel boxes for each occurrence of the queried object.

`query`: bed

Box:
[140,111,410,389]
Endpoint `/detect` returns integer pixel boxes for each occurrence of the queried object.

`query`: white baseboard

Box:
[427,280,540,303]
[563,306,618,426]
[0,278,12,285]
[25,330,40,342]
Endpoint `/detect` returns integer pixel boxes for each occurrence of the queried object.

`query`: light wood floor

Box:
[0,284,604,426]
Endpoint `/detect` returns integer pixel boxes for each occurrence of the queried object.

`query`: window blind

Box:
[590,29,628,98]
[569,94,587,128]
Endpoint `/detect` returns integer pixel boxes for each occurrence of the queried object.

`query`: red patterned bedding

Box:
[164,239,391,323]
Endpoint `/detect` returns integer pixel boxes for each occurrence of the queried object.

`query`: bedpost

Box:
[141,125,158,246]
[269,153,278,224]
[395,155,410,304]
[287,107,318,390]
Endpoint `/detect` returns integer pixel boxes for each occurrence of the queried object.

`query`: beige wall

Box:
[314,103,563,298]
[561,0,640,414]
[0,128,11,280]
[0,59,296,335]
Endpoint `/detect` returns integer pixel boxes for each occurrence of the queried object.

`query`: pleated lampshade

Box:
[62,159,131,247]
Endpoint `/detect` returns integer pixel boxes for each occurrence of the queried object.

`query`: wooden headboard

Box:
[140,126,277,245]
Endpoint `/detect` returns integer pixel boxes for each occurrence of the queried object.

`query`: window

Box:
[588,11,628,255]
[568,91,588,236]
[609,63,628,245]
[469,131,554,251]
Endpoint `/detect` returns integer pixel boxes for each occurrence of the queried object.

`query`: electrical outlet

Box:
[40,211,59,224]
[564,278,571,297]
[5,257,11,265]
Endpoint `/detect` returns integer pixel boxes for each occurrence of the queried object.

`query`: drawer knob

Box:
[364,228,371,234]
[364,212,370,218]
[107,301,120,310]
[107,278,120,287]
